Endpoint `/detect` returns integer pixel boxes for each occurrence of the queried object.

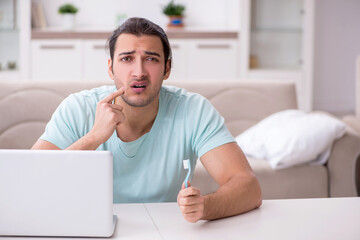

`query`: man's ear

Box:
[108,58,114,80]
[163,59,172,81]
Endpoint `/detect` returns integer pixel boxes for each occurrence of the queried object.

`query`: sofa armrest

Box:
[328,126,360,197]
[342,115,360,134]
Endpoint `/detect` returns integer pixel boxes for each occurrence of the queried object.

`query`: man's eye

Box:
[146,57,159,62]
[121,57,131,62]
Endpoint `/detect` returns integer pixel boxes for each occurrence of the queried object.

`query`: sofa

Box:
[0,80,359,199]
[343,55,360,134]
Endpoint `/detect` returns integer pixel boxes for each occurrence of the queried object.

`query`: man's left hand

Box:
[177,182,204,223]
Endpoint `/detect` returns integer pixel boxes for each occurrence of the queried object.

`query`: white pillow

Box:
[235,110,346,169]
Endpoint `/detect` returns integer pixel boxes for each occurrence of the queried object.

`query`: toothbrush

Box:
[183,159,191,188]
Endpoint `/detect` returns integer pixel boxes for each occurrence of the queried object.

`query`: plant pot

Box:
[61,13,76,30]
[167,15,184,27]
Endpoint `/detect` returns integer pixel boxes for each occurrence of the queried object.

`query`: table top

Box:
[2,197,359,240]
[145,197,360,240]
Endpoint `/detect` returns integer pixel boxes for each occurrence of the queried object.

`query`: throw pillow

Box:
[235,110,346,169]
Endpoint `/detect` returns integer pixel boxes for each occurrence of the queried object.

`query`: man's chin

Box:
[121,96,152,108]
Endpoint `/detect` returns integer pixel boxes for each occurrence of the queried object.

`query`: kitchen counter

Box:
[31,26,238,39]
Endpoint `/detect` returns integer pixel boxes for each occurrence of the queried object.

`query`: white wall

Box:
[33,0,240,29]
[313,0,360,115]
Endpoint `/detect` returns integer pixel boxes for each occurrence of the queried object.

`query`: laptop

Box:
[0,150,117,237]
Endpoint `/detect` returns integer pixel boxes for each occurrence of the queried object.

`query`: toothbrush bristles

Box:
[183,160,189,169]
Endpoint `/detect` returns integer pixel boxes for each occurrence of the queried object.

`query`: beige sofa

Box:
[343,55,360,133]
[0,81,359,199]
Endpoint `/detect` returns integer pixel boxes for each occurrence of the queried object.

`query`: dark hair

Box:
[107,17,172,74]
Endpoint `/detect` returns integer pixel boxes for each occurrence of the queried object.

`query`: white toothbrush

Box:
[183,159,191,188]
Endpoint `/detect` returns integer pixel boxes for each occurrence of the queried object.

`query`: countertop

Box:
[31,26,239,39]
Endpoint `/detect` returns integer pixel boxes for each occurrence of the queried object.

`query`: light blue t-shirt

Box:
[40,85,235,203]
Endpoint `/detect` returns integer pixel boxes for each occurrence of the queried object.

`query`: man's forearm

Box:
[201,173,262,220]
[65,132,104,150]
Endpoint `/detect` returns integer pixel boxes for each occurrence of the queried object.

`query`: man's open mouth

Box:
[130,81,148,93]
[130,81,148,88]
[132,85,146,88]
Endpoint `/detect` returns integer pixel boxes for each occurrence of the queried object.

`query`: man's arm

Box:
[32,88,125,150]
[177,142,262,222]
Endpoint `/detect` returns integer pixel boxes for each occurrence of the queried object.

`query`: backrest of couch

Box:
[0,81,111,149]
[0,81,297,149]
[169,81,298,136]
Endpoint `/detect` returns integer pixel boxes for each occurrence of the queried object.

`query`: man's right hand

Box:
[89,87,125,145]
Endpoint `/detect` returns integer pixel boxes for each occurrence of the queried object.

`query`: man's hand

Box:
[177,182,204,223]
[89,87,125,144]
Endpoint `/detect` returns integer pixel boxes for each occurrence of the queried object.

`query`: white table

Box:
[145,197,360,240]
[2,197,360,240]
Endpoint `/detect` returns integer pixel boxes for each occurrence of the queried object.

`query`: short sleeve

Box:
[187,94,235,158]
[39,94,90,149]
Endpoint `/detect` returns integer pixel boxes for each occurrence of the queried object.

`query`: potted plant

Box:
[58,3,78,30]
[162,1,185,27]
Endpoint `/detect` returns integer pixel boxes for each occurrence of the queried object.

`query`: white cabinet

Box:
[169,40,188,80]
[31,39,110,81]
[187,39,238,79]
[83,40,110,81]
[31,38,238,82]
[31,40,82,81]
[239,0,314,111]
[169,39,238,81]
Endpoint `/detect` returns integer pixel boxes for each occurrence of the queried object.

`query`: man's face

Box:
[108,33,171,107]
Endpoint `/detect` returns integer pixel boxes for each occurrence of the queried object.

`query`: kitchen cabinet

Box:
[0,0,30,81]
[31,38,239,82]
[83,40,109,81]
[169,39,238,81]
[239,0,314,111]
[31,40,82,81]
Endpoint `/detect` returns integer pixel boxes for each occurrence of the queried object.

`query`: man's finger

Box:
[179,195,203,207]
[111,104,123,111]
[181,181,191,190]
[101,87,125,103]
[181,187,200,198]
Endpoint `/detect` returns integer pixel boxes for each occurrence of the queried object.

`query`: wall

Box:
[33,0,240,29]
[313,0,360,115]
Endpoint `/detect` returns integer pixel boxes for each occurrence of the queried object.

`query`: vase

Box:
[61,13,76,30]
[167,15,184,27]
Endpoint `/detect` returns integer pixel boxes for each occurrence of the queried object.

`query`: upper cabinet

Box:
[0,0,30,81]
[240,0,314,111]
[250,0,303,70]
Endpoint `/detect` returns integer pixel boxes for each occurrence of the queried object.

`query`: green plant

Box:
[58,4,78,14]
[162,1,185,16]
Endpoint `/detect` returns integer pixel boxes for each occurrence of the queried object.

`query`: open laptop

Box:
[0,150,117,237]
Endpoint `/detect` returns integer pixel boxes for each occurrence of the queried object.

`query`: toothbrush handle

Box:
[184,168,191,188]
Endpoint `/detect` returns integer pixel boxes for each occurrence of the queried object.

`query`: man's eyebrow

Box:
[144,51,161,57]
[118,50,135,56]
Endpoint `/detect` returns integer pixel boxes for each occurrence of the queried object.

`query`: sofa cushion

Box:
[247,157,328,199]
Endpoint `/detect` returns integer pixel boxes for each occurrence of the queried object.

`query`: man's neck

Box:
[115,96,159,142]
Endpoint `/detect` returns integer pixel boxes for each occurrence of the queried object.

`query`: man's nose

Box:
[132,59,147,79]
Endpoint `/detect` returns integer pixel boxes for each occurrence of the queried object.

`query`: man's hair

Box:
[107,17,172,74]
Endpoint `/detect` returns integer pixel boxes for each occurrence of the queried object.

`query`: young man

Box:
[32,17,262,223]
